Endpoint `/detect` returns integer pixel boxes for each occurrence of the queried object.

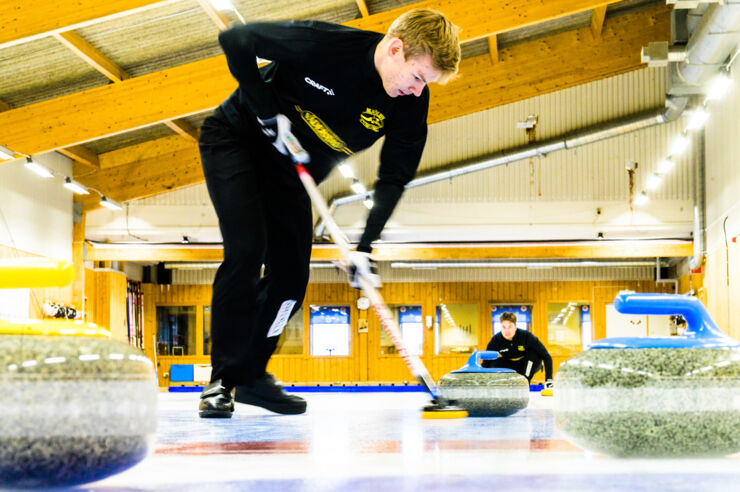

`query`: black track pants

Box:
[489,354,543,382]
[199,113,313,388]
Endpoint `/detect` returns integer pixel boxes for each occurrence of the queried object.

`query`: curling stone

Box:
[555,293,740,457]
[0,319,158,488]
[439,351,529,416]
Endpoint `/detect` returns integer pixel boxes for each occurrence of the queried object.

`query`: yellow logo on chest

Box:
[359,107,385,132]
[518,345,525,351]
[294,105,353,155]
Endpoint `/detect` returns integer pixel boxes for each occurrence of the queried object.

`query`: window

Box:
[435,303,478,355]
[275,306,304,355]
[491,305,532,336]
[203,305,211,356]
[547,302,591,353]
[310,305,350,356]
[156,306,196,356]
[380,305,423,355]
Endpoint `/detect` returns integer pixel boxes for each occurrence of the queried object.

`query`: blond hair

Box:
[387,8,461,84]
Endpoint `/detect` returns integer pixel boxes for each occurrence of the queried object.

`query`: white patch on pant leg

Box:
[266,300,296,338]
[525,360,533,377]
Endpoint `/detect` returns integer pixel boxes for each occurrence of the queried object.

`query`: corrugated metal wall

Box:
[138,68,692,210]
[705,66,740,255]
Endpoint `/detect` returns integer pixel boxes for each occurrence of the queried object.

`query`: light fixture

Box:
[24,157,53,178]
[350,180,366,194]
[685,108,709,130]
[209,0,236,11]
[634,191,649,206]
[363,199,374,209]
[669,135,690,155]
[657,158,674,174]
[338,164,355,179]
[705,72,732,101]
[596,232,604,240]
[390,260,658,269]
[645,173,662,190]
[63,177,89,195]
[0,144,15,160]
[99,195,122,210]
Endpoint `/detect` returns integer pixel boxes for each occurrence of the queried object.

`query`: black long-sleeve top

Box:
[486,329,553,380]
[216,21,429,252]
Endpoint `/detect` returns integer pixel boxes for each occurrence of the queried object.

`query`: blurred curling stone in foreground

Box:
[0,259,157,489]
[555,293,740,457]
[439,350,529,416]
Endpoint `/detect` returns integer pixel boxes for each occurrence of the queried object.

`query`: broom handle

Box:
[283,132,440,399]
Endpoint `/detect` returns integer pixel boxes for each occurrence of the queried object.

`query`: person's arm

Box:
[527,332,553,380]
[357,91,429,253]
[217,21,326,119]
[486,334,501,352]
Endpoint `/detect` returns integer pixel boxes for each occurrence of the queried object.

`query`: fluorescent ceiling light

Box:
[338,164,355,178]
[350,180,366,194]
[705,73,732,101]
[24,157,53,178]
[209,0,236,11]
[99,196,123,211]
[685,108,709,130]
[634,191,649,206]
[669,135,690,156]
[63,177,89,195]
[0,144,15,160]
[656,158,674,174]
[390,261,657,269]
[645,173,662,190]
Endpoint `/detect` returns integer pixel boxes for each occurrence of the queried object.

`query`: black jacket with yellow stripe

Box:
[486,329,553,380]
[217,20,429,252]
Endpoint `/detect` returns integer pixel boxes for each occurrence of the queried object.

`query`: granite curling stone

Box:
[439,351,529,416]
[0,319,158,489]
[555,293,740,458]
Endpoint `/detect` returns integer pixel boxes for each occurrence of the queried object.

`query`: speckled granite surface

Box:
[0,334,158,488]
[555,348,740,457]
[439,372,529,416]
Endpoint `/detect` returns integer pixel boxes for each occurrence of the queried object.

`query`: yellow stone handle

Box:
[0,259,74,289]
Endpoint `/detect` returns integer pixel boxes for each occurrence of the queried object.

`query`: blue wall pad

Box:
[169,386,202,392]
[169,364,194,382]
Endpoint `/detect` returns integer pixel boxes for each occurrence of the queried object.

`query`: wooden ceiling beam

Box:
[57,145,100,169]
[86,240,693,262]
[591,6,608,40]
[73,5,670,202]
[0,0,172,49]
[427,5,670,124]
[0,56,233,158]
[355,0,370,18]
[53,30,131,82]
[345,0,619,42]
[0,5,669,162]
[487,35,498,64]
[196,0,232,32]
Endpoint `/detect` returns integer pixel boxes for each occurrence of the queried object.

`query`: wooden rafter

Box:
[591,5,608,39]
[53,31,131,82]
[355,0,370,18]
[57,145,100,169]
[196,0,232,31]
[488,35,498,64]
[73,5,671,203]
[0,4,667,161]
[345,0,619,42]
[86,240,694,262]
[0,0,171,49]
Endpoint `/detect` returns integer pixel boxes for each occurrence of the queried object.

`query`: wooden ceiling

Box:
[0,0,670,211]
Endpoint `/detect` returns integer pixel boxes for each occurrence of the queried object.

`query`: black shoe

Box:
[199,379,234,418]
[234,373,306,415]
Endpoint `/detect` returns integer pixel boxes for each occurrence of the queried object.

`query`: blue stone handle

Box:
[449,350,519,373]
[614,293,726,339]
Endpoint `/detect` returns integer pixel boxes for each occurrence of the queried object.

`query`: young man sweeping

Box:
[198,9,461,418]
